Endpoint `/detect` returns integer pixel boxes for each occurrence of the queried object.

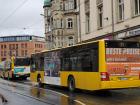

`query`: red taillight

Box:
[101,72,110,81]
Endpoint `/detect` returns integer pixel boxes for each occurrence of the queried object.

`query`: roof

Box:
[0,35,44,38]
[0,35,45,42]
[44,0,51,7]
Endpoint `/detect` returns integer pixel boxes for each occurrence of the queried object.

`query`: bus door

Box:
[44,51,61,85]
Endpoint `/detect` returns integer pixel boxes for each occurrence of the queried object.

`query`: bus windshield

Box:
[15,58,30,66]
[105,40,140,62]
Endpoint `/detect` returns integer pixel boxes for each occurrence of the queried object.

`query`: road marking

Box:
[40,87,69,98]
[74,100,86,105]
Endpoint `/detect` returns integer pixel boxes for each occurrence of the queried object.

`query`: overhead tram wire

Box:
[0,0,29,26]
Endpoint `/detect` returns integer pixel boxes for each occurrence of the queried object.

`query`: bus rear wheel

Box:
[68,76,75,92]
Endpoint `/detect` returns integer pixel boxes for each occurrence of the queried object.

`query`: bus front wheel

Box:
[68,76,75,92]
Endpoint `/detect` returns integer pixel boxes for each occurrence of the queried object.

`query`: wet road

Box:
[43,86,140,105]
[1,79,140,105]
[0,79,81,105]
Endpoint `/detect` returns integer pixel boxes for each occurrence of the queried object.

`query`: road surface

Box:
[0,79,81,105]
[1,79,140,105]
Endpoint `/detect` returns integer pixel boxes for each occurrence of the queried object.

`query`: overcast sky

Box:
[0,0,44,37]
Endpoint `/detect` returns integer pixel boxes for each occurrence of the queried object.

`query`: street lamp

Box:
[40,14,47,17]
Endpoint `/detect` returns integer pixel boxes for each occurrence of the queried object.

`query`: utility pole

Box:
[78,0,82,43]
[111,0,115,39]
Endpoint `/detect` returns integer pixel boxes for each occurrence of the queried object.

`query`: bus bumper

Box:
[14,73,30,78]
[101,80,140,89]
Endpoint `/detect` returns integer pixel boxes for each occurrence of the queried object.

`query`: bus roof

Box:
[31,39,140,55]
[39,39,103,53]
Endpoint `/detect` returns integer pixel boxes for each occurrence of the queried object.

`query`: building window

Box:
[54,19,56,29]
[56,19,61,29]
[4,45,6,49]
[47,9,51,16]
[21,50,24,56]
[67,18,73,29]
[85,0,90,13]
[9,51,12,56]
[9,45,11,50]
[65,0,75,10]
[61,19,64,28]
[85,0,90,33]
[97,0,103,28]
[117,0,124,21]
[134,0,140,16]
[13,44,15,49]
[68,36,74,46]
[1,51,3,56]
[21,43,24,48]
[25,50,27,56]
[4,51,6,56]
[86,13,90,33]
[16,50,18,57]
[16,44,18,49]
[60,3,63,10]
[25,43,27,48]
[1,45,3,49]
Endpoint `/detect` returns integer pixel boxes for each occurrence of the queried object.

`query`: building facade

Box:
[79,0,140,41]
[43,0,79,49]
[44,0,140,46]
[0,35,46,61]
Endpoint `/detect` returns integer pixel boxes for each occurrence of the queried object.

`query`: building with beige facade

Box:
[79,0,140,41]
[43,0,140,48]
[0,35,46,61]
[43,0,79,49]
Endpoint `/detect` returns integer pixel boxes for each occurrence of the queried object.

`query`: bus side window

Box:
[31,64,36,71]
[64,58,70,70]
[91,49,98,72]
[77,51,92,72]
[40,57,44,70]
[70,56,78,71]
[82,52,92,72]
[77,55,82,71]
[31,60,36,71]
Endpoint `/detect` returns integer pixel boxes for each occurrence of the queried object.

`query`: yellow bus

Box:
[0,57,30,80]
[30,40,140,91]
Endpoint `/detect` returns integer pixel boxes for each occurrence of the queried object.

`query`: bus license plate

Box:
[119,77,128,80]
